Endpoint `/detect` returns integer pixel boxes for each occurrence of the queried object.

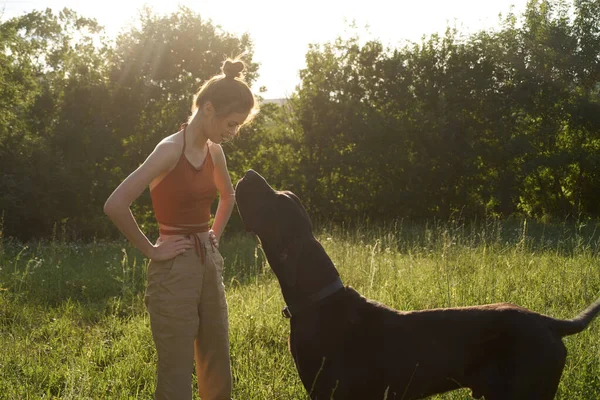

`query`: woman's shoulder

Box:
[153,130,184,163]
[158,129,185,150]
[207,141,225,158]
[158,129,184,148]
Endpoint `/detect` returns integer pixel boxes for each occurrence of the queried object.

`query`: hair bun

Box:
[222,59,245,79]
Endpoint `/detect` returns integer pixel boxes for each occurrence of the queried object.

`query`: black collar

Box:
[282,277,344,318]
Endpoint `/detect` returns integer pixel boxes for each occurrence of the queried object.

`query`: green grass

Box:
[1,219,599,399]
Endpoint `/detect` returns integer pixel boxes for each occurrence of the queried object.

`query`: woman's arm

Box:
[104,141,192,260]
[210,144,236,244]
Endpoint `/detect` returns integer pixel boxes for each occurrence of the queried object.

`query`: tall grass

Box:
[0,218,599,399]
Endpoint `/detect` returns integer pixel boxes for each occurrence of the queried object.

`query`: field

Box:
[1,219,599,399]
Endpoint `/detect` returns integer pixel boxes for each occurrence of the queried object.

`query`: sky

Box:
[1,0,530,99]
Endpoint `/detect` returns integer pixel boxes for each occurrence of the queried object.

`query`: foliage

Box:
[292,0,600,223]
[0,1,600,240]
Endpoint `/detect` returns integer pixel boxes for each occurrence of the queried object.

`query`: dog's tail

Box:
[551,298,600,337]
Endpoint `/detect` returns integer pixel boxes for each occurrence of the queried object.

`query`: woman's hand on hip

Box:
[150,235,193,261]
[208,229,219,248]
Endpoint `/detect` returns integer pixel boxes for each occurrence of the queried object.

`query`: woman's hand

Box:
[150,235,194,261]
[209,229,219,248]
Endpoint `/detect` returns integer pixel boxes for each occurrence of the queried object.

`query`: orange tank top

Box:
[150,126,217,233]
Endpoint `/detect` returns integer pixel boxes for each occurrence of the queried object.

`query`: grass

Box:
[1,218,599,399]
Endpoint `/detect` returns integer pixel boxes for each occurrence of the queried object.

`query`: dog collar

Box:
[282,277,344,318]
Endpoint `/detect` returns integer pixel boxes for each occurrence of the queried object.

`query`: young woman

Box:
[104,58,259,400]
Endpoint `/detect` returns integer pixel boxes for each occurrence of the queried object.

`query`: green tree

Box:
[0,8,109,239]
[292,0,600,222]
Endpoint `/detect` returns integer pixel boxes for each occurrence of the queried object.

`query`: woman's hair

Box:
[190,57,259,126]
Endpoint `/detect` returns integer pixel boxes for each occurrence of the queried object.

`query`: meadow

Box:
[1,219,599,399]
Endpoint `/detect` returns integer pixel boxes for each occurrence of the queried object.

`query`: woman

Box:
[104,58,259,400]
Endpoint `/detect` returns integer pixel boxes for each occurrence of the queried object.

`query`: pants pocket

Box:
[145,258,176,299]
[210,247,225,277]
[145,252,192,309]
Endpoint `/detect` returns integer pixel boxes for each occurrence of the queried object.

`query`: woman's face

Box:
[202,103,249,144]
[212,111,249,143]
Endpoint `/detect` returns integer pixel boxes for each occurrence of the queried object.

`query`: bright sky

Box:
[2,0,529,99]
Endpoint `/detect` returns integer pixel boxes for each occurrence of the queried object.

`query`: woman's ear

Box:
[201,101,215,117]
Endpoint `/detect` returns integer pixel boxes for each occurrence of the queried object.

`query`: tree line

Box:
[1,0,599,241]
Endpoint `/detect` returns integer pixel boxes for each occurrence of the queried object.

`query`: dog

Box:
[234,169,600,400]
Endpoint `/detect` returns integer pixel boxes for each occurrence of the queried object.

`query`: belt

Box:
[159,227,212,264]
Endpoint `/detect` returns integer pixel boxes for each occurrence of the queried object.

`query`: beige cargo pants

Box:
[145,236,231,400]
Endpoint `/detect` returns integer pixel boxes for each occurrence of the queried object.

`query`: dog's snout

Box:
[236,169,275,197]
[245,169,259,180]
[236,169,258,191]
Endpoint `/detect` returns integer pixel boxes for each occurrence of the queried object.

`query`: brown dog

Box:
[235,169,600,400]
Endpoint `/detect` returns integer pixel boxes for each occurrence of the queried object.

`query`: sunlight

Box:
[2,0,530,98]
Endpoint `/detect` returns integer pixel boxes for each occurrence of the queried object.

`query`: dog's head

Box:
[235,169,312,287]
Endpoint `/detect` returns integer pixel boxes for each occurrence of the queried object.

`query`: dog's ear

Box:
[283,191,312,231]
[278,238,302,287]
[239,202,270,233]
[275,192,310,287]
